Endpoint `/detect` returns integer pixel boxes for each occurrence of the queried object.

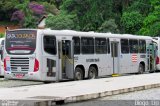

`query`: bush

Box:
[0,33,4,38]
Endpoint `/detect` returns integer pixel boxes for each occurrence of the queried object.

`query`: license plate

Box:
[16,74,24,78]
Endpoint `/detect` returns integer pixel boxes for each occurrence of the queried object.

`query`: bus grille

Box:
[10,57,29,71]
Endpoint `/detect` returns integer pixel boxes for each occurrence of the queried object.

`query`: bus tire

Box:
[138,64,144,74]
[88,66,97,79]
[75,67,83,80]
[149,70,155,73]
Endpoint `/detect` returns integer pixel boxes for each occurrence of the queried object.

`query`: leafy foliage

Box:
[11,10,24,21]
[41,2,59,15]
[0,0,19,11]
[0,33,4,38]
[139,0,160,36]
[29,2,45,15]
[0,0,160,36]
[98,19,119,33]
[10,0,57,28]
[123,0,151,16]
[61,0,114,31]
[46,12,78,30]
[121,11,144,34]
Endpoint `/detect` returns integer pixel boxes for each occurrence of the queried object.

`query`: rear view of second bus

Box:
[153,37,160,71]
[0,38,5,76]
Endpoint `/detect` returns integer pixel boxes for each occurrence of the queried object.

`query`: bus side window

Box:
[1,40,4,60]
[73,37,80,54]
[121,39,129,54]
[81,37,94,54]
[43,36,57,55]
[139,40,146,53]
[62,40,71,57]
[95,38,107,54]
[129,39,138,53]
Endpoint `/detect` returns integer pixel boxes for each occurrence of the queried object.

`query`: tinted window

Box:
[81,37,94,54]
[111,43,118,57]
[1,40,4,45]
[139,40,146,53]
[95,38,107,54]
[44,36,57,55]
[5,30,37,55]
[107,38,110,53]
[73,37,80,54]
[129,39,138,53]
[121,39,129,54]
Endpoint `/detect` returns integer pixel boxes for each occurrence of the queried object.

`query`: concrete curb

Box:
[65,84,160,103]
[35,83,160,105]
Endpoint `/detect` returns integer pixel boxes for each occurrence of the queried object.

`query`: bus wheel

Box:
[88,66,97,79]
[75,67,83,80]
[138,64,144,74]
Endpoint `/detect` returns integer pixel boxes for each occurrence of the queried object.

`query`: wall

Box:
[0,25,20,33]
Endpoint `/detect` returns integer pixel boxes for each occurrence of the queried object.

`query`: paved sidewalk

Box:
[0,73,160,105]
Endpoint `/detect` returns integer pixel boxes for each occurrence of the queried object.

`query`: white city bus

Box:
[4,29,156,81]
[0,37,5,76]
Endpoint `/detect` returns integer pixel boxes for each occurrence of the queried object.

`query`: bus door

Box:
[111,41,120,75]
[59,40,74,79]
[147,43,157,71]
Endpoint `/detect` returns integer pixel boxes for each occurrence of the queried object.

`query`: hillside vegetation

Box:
[0,0,159,36]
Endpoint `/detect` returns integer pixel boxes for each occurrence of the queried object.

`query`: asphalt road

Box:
[60,87,160,106]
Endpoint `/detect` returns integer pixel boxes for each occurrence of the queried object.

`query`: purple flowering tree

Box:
[11,10,24,21]
[11,1,45,28]
[11,10,25,27]
[29,2,45,15]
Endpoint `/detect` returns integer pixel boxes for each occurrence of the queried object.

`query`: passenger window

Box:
[44,36,57,55]
[1,40,4,45]
[95,38,107,54]
[0,40,4,60]
[73,37,80,54]
[62,40,71,58]
[81,37,94,54]
[121,39,129,54]
[139,40,146,53]
[107,38,110,53]
[129,39,138,53]
[111,43,118,57]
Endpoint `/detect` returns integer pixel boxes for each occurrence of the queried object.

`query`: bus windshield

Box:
[5,30,37,55]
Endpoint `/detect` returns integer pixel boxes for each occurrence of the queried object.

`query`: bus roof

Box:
[6,29,152,40]
[42,29,152,40]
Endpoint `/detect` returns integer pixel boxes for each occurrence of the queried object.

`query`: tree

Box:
[0,0,158,35]
[119,0,151,34]
[41,2,59,15]
[46,12,79,30]
[121,11,144,34]
[139,0,160,36]
[61,0,114,31]
[0,0,19,21]
[124,0,151,16]
[98,19,119,33]
[11,0,45,28]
